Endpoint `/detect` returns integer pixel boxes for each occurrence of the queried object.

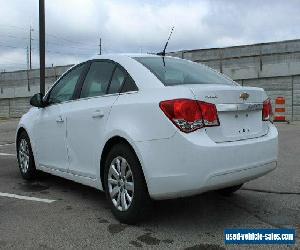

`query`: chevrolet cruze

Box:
[16,54,278,224]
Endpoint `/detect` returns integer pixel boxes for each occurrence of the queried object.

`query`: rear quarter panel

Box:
[105,87,195,142]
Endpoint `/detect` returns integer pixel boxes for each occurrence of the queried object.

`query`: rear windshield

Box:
[134,57,235,86]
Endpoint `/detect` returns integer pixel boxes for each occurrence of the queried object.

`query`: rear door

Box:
[65,61,127,179]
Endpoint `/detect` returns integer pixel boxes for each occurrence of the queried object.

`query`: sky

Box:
[0,0,300,71]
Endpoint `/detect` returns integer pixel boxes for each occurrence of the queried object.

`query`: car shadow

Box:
[15,169,285,231]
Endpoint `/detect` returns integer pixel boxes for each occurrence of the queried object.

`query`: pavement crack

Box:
[241,188,300,195]
[220,196,281,229]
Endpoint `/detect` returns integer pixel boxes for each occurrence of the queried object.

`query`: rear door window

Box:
[108,66,126,94]
[80,61,115,98]
[120,75,138,93]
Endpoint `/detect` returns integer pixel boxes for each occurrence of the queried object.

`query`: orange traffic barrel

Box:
[274,97,286,122]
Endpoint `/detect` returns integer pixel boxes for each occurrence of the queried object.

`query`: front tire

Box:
[17,131,37,180]
[104,143,152,224]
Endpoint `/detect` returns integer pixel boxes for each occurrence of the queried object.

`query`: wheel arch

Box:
[100,136,147,191]
[16,126,39,168]
[16,127,28,146]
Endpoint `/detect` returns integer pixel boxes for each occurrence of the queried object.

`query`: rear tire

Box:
[217,184,243,196]
[104,142,152,224]
[17,131,37,180]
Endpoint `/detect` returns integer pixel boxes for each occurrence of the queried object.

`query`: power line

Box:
[45,40,95,51]
[12,27,97,47]
[0,35,94,53]
[45,32,93,47]
[0,43,24,49]
[0,44,93,57]
[0,22,97,71]
[0,24,28,30]
[3,34,29,40]
[45,48,93,56]
[0,25,99,54]
[1,32,96,52]
[0,61,27,65]
[0,23,95,46]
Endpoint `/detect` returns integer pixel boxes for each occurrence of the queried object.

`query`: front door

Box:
[33,63,86,171]
[34,104,68,171]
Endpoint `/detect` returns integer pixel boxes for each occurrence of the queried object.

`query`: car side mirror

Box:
[30,93,45,108]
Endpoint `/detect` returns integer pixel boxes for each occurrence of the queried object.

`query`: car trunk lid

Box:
[188,84,269,142]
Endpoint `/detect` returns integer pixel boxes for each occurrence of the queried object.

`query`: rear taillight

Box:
[262,99,273,121]
[159,99,220,133]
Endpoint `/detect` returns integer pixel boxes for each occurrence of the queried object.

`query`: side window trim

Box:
[75,61,92,99]
[105,64,118,94]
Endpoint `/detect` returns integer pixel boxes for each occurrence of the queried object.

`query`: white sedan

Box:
[16,54,278,224]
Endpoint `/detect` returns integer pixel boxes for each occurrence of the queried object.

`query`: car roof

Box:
[91,53,159,61]
[80,53,186,90]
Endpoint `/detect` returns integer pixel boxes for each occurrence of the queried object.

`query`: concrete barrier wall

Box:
[168,39,300,121]
[0,65,72,118]
[1,39,300,120]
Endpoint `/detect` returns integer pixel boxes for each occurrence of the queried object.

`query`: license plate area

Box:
[221,110,262,137]
[205,110,268,142]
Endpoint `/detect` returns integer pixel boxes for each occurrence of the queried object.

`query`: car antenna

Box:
[157,26,174,57]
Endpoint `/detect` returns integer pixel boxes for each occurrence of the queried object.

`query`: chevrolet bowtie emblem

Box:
[240,92,249,101]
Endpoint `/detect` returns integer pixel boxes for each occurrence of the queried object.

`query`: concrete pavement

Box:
[0,119,299,249]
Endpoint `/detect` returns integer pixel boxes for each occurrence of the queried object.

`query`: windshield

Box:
[134,57,235,86]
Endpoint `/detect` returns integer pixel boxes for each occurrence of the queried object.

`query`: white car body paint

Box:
[16,54,278,200]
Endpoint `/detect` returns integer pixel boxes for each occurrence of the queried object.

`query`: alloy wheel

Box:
[108,156,134,211]
[18,139,30,174]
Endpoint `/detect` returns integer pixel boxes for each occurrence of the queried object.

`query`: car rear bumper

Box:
[135,123,278,200]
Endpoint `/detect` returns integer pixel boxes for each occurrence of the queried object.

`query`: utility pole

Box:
[26,46,30,91]
[39,0,45,95]
[29,26,34,70]
[26,46,29,70]
[98,38,102,55]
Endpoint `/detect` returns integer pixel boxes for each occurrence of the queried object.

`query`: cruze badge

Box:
[205,95,218,99]
[240,92,249,101]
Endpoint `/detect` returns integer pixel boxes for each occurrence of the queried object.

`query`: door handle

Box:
[56,116,64,123]
[92,110,104,118]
